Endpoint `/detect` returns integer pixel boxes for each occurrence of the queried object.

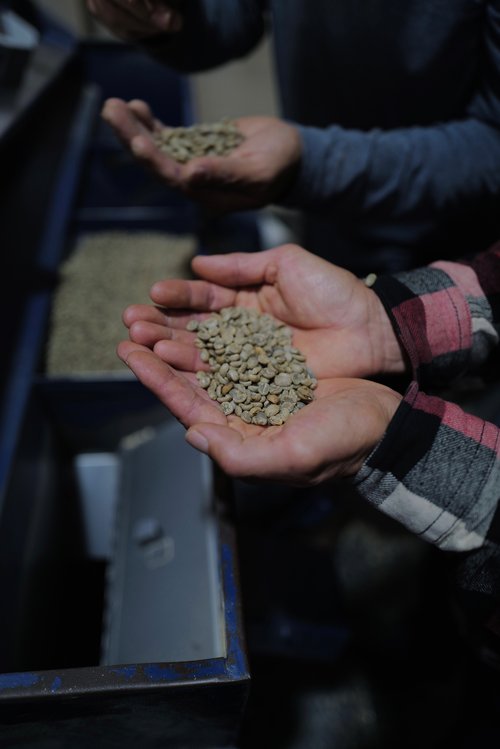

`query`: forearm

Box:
[355,381,500,553]
[372,242,500,388]
[140,0,266,72]
[354,381,500,617]
[284,118,500,245]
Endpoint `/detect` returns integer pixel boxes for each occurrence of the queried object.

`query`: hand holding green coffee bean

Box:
[117,244,403,483]
[101,99,302,212]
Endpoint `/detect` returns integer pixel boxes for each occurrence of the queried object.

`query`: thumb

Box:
[191,245,289,287]
[185,424,245,475]
[185,423,299,481]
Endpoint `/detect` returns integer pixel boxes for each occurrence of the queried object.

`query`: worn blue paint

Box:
[111,666,137,680]
[185,660,226,680]
[0,672,39,690]
[50,676,62,693]
[143,664,180,682]
[221,543,247,680]
[144,658,227,683]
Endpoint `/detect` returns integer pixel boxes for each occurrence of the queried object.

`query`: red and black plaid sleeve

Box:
[372,240,500,389]
[354,241,500,608]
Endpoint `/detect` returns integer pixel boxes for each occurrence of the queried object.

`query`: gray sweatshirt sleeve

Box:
[285,1,500,246]
[140,0,267,72]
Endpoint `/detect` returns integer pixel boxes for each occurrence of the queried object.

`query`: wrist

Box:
[367,285,409,376]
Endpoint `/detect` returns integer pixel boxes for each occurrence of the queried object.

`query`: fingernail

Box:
[186,429,209,454]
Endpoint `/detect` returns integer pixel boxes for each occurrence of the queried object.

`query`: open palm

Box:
[117,340,402,484]
[101,100,301,211]
[123,244,404,380]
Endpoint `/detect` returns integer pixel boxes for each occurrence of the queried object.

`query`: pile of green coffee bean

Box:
[154,119,245,163]
[187,306,316,426]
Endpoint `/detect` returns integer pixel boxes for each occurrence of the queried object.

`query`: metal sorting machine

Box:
[0,9,248,748]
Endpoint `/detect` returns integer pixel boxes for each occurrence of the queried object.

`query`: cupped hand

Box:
[101,102,302,211]
[117,341,402,485]
[87,1,183,41]
[124,244,406,380]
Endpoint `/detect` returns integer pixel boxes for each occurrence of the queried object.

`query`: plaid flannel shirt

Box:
[354,241,500,627]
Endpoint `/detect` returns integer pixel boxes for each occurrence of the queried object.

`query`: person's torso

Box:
[270,0,484,129]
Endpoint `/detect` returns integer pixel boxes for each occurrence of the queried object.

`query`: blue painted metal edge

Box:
[0,529,249,702]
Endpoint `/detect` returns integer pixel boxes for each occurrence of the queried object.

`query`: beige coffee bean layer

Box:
[188,307,316,427]
[154,119,245,163]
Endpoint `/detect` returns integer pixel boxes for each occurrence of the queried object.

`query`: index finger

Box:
[149,278,239,311]
[102,98,152,143]
[117,343,227,429]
